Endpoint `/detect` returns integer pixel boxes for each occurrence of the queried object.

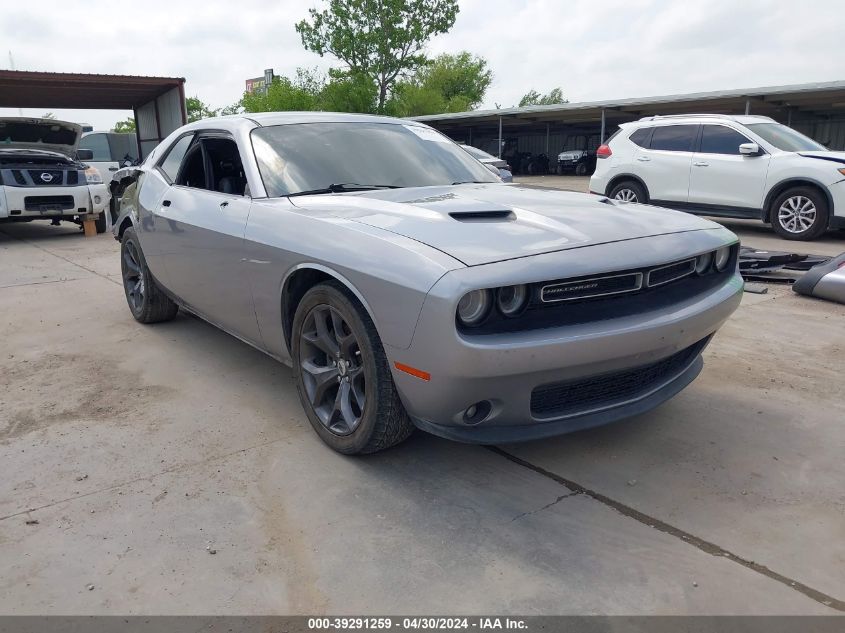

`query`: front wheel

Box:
[770,187,829,241]
[120,228,178,323]
[292,282,414,454]
[608,180,647,204]
[94,212,107,234]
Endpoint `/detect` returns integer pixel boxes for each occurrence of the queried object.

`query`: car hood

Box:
[0,117,82,157]
[290,184,719,266]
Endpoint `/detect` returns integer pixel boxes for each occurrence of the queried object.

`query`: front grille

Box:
[12,170,26,184]
[647,258,695,287]
[28,169,64,185]
[67,170,79,185]
[542,272,642,302]
[24,195,75,211]
[530,338,707,418]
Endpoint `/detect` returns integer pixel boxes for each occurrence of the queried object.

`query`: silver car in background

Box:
[461,144,513,182]
[113,113,742,454]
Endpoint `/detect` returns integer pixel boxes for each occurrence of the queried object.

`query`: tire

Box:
[575,162,588,176]
[770,187,829,241]
[556,164,563,176]
[94,212,107,234]
[608,180,647,204]
[120,227,179,323]
[292,281,414,455]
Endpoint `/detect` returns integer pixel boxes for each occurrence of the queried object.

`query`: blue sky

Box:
[1,0,843,130]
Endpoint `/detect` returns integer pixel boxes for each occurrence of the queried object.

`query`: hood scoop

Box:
[449,209,515,222]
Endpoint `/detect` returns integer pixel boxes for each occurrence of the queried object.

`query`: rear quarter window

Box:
[628,128,652,148]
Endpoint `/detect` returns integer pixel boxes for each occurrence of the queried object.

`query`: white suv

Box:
[589,114,845,240]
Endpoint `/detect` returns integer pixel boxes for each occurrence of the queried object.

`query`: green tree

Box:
[320,69,378,113]
[295,0,459,112]
[186,96,219,122]
[241,68,324,113]
[387,51,492,116]
[112,117,136,133]
[518,87,567,107]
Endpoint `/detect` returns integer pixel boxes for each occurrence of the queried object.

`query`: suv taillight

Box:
[596,144,612,159]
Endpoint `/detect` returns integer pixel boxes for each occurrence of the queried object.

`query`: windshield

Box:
[462,145,496,161]
[746,123,827,152]
[251,122,499,197]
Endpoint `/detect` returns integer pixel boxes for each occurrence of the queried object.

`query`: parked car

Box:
[461,144,512,182]
[113,113,741,454]
[78,131,140,223]
[0,117,109,232]
[556,149,596,176]
[590,114,845,240]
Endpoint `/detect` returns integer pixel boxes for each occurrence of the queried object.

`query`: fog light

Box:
[463,400,492,425]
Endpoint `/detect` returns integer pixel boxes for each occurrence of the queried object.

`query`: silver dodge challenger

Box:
[113,113,743,454]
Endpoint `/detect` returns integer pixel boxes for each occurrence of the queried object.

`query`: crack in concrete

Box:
[488,446,844,613]
[511,491,580,522]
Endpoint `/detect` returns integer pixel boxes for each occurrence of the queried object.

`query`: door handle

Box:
[108,167,118,171]
[636,156,651,162]
[161,199,171,207]
[693,161,709,167]
[220,201,229,208]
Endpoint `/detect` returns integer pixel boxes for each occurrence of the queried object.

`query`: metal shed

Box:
[412,80,845,161]
[0,70,187,159]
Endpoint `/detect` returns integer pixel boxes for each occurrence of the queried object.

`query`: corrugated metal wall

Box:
[134,86,186,159]
[793,116,845,150]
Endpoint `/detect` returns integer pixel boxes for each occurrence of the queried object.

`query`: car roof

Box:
[632,114,775,126]
[192,111,420,130]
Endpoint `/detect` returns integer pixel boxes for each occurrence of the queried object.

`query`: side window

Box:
[78,133,111,161]
[629,128,652,148]
[175,145,208,190]
[203,137,248,196]
[158,134,194,182]
[650,125,697,152]
[699,125,751,155]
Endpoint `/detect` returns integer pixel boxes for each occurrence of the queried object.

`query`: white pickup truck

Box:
[0,117,110,232]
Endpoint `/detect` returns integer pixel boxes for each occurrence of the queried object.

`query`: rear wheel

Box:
[120,228,178,323]
[575,162,588,176]
[292,282,414,454]
[770,187,828,241]
[608,180,647,204]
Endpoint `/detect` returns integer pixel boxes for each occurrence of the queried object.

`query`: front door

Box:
[687,124,771,214]
[156,135,261,344]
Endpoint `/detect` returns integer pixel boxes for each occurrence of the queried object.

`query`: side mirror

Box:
[739,143,761,156]
[76,149,94,161]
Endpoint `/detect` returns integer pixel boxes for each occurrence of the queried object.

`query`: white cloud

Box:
[1,0,842,129]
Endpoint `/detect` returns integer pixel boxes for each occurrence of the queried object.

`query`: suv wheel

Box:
[292,282,414,455]
[770,187,828,241]
[609,180,647,204]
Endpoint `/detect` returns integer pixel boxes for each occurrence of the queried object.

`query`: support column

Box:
[600,109,606,144]
[497,116,503,158]
[545,122,550,155]
[745,99,751,115]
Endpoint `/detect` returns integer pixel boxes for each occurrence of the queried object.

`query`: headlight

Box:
[457,289,492,326]
[85,168,103,184]
[496,284,529,317]
[714,246,731,271]
[695,252,714,274]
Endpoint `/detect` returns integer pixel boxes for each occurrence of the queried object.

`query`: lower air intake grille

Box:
[24,195,75,211]
[530,338,708,418]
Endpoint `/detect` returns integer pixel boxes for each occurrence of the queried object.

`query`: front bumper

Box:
[0,184,107,219]
[387,229,743,443]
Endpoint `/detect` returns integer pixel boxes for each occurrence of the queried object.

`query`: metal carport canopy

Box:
[0,70,187,159]
[411,80,845,134]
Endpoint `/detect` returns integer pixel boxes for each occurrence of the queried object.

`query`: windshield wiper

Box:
[287,183,401,197]
[451,180,494,185]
